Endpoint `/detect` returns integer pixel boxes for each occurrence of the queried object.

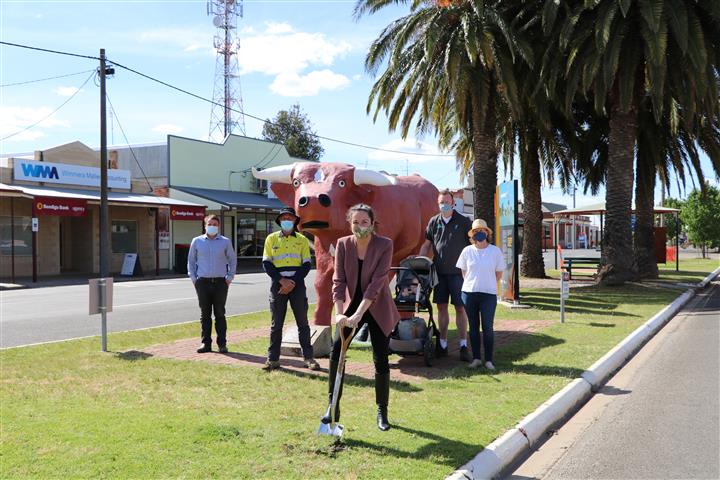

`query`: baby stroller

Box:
[389,256,439,366]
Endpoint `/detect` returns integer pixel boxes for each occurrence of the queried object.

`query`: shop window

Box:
[236,212,257,257]
[112,220,138,253]
[0,216,32,256]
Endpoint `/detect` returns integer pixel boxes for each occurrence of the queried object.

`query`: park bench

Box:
[562,257,601,279]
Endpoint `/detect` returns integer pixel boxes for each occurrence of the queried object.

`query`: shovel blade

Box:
[317,422,344,437]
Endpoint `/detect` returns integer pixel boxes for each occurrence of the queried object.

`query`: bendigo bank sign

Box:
[33,196,88,217]
[170,206,206,221]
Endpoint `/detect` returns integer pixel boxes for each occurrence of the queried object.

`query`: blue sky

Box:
[1,0,717,211]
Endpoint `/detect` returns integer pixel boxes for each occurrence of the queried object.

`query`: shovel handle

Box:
[339,324,356,350]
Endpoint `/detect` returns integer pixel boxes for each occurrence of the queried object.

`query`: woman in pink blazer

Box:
[320,204,400,431]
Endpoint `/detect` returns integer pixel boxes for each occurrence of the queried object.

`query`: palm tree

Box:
[542,0,720,285]
[634,102,720,279]
[356,0,532,229]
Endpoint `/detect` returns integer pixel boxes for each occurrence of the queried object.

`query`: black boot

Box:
[321,359,343,424]
[375,372,390,431]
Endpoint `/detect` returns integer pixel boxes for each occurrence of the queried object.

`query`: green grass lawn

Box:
[1,259,717,479]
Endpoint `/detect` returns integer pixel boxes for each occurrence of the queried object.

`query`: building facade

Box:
[0,141,204,282]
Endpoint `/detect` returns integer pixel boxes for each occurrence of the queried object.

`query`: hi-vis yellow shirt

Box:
[262,231,312,277]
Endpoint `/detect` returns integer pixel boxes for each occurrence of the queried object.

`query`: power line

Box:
[105,92,155,193]
[0,69,96,87]
[109,59,455,157]
[0,41,455,158]
[1,71,95,141]
[0,41,100,60]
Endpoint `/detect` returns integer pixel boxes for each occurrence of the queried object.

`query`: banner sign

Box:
[14,159,131,189]
[33,196,88,216]
[495,180,519,302]
[170,205,206,221]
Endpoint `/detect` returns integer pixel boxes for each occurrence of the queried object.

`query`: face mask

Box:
[280,220,294,232]
[353,225,373,239]
[439,203,452,213]
[206,225,219,236]
[473,231,487,242]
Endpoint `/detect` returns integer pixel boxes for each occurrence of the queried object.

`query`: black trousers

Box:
[195,277,229,346]
[268,281,313,361]
[330,312,390,375]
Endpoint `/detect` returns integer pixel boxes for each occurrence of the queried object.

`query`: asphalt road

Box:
[0,271,318,348]
[509,280,720,479]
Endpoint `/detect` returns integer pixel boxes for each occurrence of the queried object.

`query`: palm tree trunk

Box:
[633,149,658,279]
[520,128,546,278]
[471,92,498,230]
[597,103,638,286]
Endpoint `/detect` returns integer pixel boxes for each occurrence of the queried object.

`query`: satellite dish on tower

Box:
[213,15,224,27]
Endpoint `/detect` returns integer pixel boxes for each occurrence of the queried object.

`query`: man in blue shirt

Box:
[188,214,237,353]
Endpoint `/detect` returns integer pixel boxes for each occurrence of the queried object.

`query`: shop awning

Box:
[171,185,285,210]
[0,183,205,209]
[553,201,679,216]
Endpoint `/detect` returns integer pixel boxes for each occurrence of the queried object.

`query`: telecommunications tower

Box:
[207,0,246,141]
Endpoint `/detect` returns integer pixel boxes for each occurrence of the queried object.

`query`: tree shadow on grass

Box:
[337,424,482,468]
[522,290,641,317]
[115,350,153,361]
[392,331,573,381]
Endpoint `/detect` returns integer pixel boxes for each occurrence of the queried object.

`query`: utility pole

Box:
[99,49,110,352]
[572,181,577,250]
[660,178,665,227]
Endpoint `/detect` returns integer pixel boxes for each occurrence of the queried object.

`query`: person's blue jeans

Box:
[461,291,497,362]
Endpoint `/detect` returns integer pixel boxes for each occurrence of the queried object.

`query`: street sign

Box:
[89,277,113,315]
[31,218,38,232]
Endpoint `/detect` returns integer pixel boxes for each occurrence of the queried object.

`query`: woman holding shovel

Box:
[321,204,400,432]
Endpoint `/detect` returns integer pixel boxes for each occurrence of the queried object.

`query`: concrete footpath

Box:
[447,266,720,480]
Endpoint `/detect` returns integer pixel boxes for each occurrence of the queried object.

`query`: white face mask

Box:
[206,225,219,236]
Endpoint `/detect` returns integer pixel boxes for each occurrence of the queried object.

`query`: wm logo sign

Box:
[21,163,59,179]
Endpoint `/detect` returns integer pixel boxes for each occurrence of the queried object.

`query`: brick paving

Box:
[136,319,553,383]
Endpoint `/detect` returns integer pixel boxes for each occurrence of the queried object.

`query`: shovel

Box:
[317,324,356,438]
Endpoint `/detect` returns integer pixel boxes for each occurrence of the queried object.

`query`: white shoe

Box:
[468,359,483,368]
[484,361,496,371]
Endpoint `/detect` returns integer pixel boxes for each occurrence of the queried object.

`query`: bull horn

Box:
[251,164,295,184]
[354,168,397,186]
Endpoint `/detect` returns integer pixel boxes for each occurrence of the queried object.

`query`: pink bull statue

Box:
[253,162,439,326]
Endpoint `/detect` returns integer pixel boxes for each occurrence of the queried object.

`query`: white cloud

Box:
[152,124,184,135]
[53,86,80,97]
[270,70,350,97]
[137,28,212,54]
[352,74,363,81]
[237,23,352,97]
[264,21,293,34]
[367,138,451,164]
[0,106,70,142]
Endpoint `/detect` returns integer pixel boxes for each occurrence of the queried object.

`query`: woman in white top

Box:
[455,219,505,370]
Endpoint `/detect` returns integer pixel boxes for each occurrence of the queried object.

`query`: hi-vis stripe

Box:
[268,253,302,262]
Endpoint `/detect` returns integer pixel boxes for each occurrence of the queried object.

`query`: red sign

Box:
[170,205,206,221]
[33,196,88,217]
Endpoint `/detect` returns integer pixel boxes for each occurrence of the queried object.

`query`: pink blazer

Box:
[332,234,401,337]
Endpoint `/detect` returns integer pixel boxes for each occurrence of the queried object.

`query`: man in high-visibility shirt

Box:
[261,207,320,371]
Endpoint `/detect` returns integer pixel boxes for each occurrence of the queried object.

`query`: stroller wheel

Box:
[423,336,434,367]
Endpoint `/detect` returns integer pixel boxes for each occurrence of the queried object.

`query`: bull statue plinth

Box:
[253,162,439,326]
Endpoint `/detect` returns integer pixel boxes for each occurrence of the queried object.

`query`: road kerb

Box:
[446,267,719,480]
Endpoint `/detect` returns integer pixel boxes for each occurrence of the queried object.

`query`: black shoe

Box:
[459,346,471,362]
[377,406,390,431]
[218,345,228,354]
[197,344,212,353]
[435,342,448,358]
